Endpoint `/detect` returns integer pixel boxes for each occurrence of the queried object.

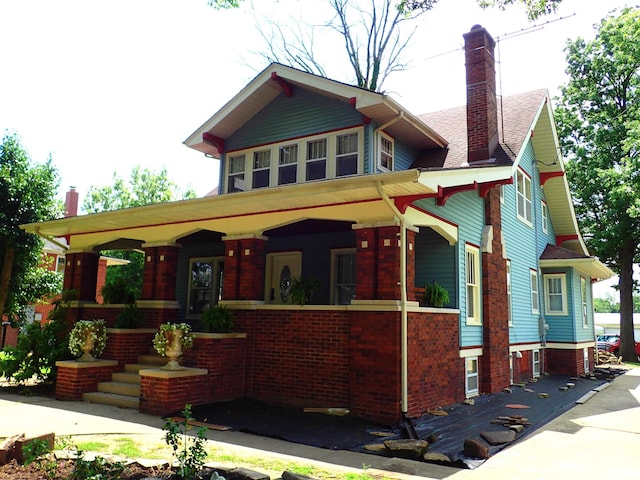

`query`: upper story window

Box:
[224,127,362,193]
[544,273,567,315]
[227,154,246,193]
[379,134,394,171]
[465,244,481,325]
[517,169,533,225]
[506,260,512,326]
[541,201,548,233]
[530,269,539,313]
[581,276,588,327]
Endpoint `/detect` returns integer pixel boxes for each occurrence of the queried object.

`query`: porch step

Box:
[97,381,140,397]
[137,354,168,367]
[111,372,142,385]
[83,391,140,410]
[125,362,166,374]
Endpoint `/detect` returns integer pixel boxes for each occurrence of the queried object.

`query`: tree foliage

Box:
[83,166,197,302]
[555,7,640,361]
[0,132,62,322]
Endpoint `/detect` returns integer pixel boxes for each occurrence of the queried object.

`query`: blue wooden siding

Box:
[414,228,456,308]
[394,140,418,171]
[226,89,362,152]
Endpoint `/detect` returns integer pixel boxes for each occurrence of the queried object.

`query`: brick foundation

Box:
[545,346,592,376]
[139,368,208,416]
[55,360,118,400]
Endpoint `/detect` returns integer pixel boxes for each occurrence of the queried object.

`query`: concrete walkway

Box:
[1,366,639,479]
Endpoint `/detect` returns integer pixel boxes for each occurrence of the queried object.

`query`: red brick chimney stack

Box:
[65,187,79,217]
[464,24,498,164]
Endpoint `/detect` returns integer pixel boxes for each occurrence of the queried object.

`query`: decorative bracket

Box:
[393,194,436,213]
[478,177,514,198]
[202,132,225,154]
[271,72,293,97]
[556,234,579,245]
[540,171,564,186]
[437,182,478,206]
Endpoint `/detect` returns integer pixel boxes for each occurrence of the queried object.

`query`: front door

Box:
[266,252,302,305]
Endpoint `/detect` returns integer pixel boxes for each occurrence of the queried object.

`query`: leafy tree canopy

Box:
[555,6,640,360]
[0,132,62,321]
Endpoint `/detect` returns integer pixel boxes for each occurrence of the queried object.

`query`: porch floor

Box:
[187,367,623,469]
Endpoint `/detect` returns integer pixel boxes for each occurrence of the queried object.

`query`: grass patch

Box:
[113,437,144,458]
[76,440,109,452]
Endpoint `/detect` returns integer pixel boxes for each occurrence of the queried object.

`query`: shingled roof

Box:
[412,89,549,169]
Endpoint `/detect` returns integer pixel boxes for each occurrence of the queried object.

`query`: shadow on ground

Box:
[188,367,624,469]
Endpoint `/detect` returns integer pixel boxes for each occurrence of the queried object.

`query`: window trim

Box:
[541,201,548,233]
[543,273,568,316]
[581,276,588,328]
[186,257,224,320]
[330,248,356,305]
[532,349,541,377]
[465,244,481,325]
[224,126,363,193]
[530,269,539,314]
[516,169,533,226]
[465,357,479,397]
[378,132,394,172]
[506,260,513,326]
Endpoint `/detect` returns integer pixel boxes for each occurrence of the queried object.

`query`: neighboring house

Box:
[21,25,611,423]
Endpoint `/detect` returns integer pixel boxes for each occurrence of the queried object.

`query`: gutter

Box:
[376,181,409,414]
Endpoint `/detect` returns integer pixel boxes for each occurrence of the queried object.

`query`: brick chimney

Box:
[65,187,79,217]
[464,24,498,164]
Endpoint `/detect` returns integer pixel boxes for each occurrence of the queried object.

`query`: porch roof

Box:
[539,244,614,281]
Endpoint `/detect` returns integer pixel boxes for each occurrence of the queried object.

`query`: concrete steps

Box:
[82,354,166,410]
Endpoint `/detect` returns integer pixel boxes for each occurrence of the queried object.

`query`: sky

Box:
[0,0,633,205]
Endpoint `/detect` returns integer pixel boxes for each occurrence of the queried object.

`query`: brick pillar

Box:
[63,251,100,302]
[354,227,377,300]
[223,239,241,300]
[141,244,180,301]
[376,225,401,300]
[406,228,417,302]
[480,187,510,393]
[238,237,266,300]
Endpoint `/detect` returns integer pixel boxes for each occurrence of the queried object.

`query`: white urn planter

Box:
[69,319,107,362]
[153,323,195,371]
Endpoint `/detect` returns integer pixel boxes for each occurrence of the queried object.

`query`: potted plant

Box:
[153,323,195,370]
[199,304,234,333]
[422,281,450,308]
[289,275,321,306]
[68,319,107,362]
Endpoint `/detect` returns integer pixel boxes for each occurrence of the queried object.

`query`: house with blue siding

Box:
[22,25,611,423]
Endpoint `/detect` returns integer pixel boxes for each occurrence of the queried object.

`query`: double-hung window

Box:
[252,150,271,189]
[278,144,298,185]
[581,277,588,327]
[379,134,394,171]
[466,244,481,324]
[544,273,567,315]
[227,154,246,193]
[506,260,513,326]
[541,201,548,233]
[517,169,532,225]
[331,248,356,305]
[306,138,327,181]
[187,258,224,318]
[336,133,358,177]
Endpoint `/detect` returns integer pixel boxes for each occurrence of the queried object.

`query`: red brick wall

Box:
[223,240,241,300]
[239,238,266,300]
[407,311,463,415]
[102,329,156,368]
[63,252,100,302]
[139,374,208,416]
[55,363,117,401]
[354,228,377,300]
[1,323,19,347]
[545,347,590,376]
[69,305,177,329]
[142,246,179,301]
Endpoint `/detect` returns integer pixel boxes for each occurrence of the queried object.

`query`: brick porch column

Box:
[63,250,100,302]
[222,235,267,301]
[141,243,181,301]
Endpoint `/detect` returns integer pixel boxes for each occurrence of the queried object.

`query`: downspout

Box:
[375,181,409,414]
[34,227,69,251]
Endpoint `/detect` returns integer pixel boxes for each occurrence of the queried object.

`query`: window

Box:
[530,269,539,313]
[532,349,541,377]
[506,260,512,326]
[56,255,65,274]
[336,133,359,177]
[466,244,481,324]
[379,134,394,171]
[278,144,298,185]
[306,138,327,180]
[517,169,532,225]
[581,277,588,327]
[541,201,548,233]
[544,273,567,315]
[583,348,589,373]
[187,258,224,318]
[465,357,479,397]
[227,154,246,193]
[252,149,271,189]
[500,184,505,204]
[331,249,356,305]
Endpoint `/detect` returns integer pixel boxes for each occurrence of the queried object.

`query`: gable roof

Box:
[184,63,447,158]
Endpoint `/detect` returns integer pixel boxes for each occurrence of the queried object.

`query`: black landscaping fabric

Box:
[187,367,624,469]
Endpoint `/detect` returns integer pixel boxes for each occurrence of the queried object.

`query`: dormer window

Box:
[379,134,394,171]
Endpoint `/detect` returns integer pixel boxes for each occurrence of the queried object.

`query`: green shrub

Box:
[199,305,234,333]
[162,404,208,479]
[114,303,143,328]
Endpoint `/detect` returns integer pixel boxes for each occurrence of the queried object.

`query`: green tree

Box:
[593,296,620,314]
[211,0,562,91]
[83,166,197,302]
[555,7,640,361]
[0,132,62,322]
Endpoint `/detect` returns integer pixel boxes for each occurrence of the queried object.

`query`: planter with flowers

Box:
[68,319,107,362]
[153,323,195,370]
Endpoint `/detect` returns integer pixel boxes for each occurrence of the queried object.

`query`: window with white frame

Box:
[506,260,513,326]
[544,273,567,315]
[532,349,541,377]
[379,134,394,171]
[56,255,65,274]
[466,357,479,397]
[306,138,328,181]
[500,184,505,204]
[336,133,359,177]
[530,269,539,313]
[278,144,298,185]
[331,248,356,305]
[227,154,246,193]
[581,277,588,327]
[466,244,481,324]
[517,169,532,225]
[583,348,589,373]
[187,257,224,318]
[541,201,548,233]
[252,149,271,189]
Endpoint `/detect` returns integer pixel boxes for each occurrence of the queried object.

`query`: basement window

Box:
[465,357,479,397]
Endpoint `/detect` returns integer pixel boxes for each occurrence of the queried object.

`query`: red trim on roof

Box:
[203,132,225,154]
[556,234,579,245]
[478,177,513,198]
[393,194,437,213]
[540,171,564,186]
[271,72,293,97]
[437,182,478,206]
